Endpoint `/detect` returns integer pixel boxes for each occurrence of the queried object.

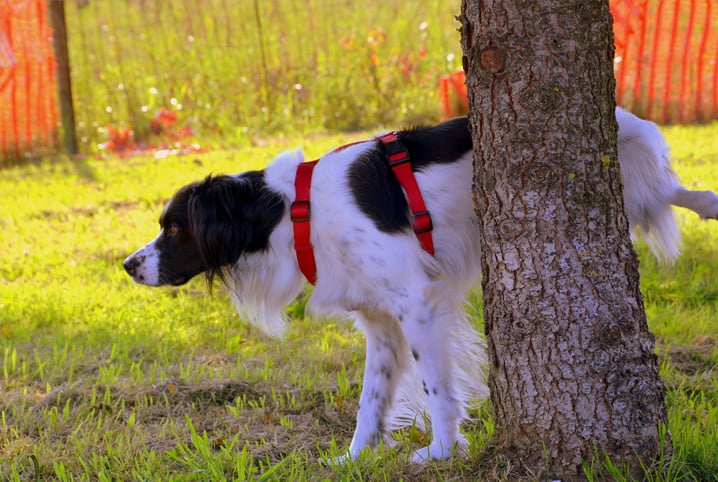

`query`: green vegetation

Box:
[1,122,717,480]
[64,0,463,151]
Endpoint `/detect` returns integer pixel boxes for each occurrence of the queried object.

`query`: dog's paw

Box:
[410,437,468,463]
[703,198,718,220]
[321,444,382,466]
[695,192,718,219]
[321,452,353,466]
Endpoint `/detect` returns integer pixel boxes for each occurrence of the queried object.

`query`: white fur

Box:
[616,108,718,260]
[124,233,163,285]
[216,142,488,462]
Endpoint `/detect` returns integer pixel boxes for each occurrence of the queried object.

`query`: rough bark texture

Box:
[460,1,670,479]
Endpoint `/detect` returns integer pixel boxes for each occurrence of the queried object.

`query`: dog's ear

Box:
[187,175,258,285]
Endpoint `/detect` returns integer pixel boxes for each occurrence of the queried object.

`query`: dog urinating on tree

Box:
[124,104,718,466]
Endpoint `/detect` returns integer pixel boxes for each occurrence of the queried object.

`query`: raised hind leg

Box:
[671,186,718,219]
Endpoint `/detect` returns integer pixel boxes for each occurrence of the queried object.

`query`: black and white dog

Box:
[124,108,718,462]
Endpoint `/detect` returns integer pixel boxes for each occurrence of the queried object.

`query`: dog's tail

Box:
[632,203,681,263]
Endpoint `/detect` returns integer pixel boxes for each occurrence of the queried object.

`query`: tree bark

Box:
[459,1,670,479]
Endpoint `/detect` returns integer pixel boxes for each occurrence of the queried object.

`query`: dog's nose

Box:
[123,256,139,276]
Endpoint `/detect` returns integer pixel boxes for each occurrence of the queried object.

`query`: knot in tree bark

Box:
[520,85,562,112]
[498,218,525,241]
[525,162,558,189]
[479,46,506,73]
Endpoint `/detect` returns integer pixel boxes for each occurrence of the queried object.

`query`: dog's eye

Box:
[167,225,179,237]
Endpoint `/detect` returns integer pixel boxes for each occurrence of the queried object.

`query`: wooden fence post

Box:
[49,0,77,155]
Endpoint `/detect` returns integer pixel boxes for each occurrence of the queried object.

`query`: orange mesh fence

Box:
[2,1,718,160]
[440,0,718,124]
[437,71,468,122]
[613,0,718,123]
[0,0,57,160]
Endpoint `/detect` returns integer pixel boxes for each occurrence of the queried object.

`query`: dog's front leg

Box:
[339,313,407,462]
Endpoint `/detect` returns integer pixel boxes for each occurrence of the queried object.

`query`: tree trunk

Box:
[459,1,670,479]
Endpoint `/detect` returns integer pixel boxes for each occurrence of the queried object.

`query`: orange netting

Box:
[2,1,718,159]
[0,0,57,159]
[613,0,718,123]
[440,0,718,124]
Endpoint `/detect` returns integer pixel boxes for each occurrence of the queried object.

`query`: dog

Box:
[123,108,718,462]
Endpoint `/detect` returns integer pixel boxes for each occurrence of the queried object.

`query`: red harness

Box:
[290,133,434,285]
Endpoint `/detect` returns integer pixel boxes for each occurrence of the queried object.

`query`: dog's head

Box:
[123,172,285,287]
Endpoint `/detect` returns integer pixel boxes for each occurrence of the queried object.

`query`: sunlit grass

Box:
[1,123,718,479]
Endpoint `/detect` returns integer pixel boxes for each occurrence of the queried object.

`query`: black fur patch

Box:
[156,183,207,286]
[346,117,471,234]
[396,116,472,171]
[158,171,285,286]
[190,171,285,285]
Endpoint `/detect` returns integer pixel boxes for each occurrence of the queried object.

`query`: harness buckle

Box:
[380,133,411,167]
[413,210,433,234]
[387,150,410,166]
[291,200,311,222]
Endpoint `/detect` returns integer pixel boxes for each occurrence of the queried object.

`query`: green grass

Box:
[61,0,463,152]
[2,123,718,480]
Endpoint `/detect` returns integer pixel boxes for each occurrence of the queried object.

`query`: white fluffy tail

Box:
[634,205,682,263]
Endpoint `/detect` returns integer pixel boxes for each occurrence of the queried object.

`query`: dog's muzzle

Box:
[123,255,140,277]
[123,253,147,283]
[122,248,160,285]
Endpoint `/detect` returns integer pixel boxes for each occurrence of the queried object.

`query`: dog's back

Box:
[266,119,481,317]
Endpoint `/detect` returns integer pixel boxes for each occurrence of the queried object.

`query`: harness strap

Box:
[291,134,435,284]
[291,160,318,285]
[378,132,435,256]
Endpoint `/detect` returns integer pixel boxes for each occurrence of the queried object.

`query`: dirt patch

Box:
[14,377,359,455]
[662,336,717,375]
[32,200,145,221]
[28,379,262,413]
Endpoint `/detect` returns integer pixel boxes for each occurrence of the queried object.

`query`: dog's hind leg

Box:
[641,186,718,261]
[340,312,408,461]
[671,186,718,220]
[396,299,467,462]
